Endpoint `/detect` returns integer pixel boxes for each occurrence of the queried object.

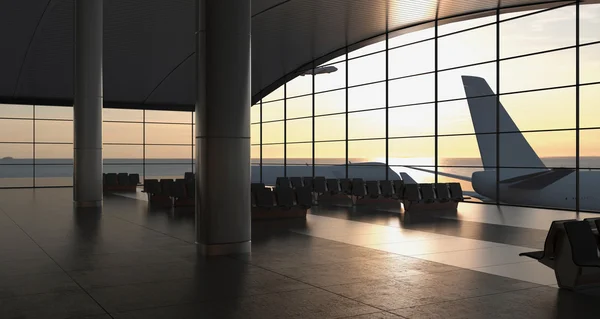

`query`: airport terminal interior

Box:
[1,0,600,318]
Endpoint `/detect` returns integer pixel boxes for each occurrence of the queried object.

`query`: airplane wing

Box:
[402,166,472,182]
[503,168,574,190]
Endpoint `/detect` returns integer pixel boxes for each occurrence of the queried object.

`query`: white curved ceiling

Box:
[0,0,569,110]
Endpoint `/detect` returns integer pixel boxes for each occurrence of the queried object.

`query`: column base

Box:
[196,241,251,256]
[74,200,103,208]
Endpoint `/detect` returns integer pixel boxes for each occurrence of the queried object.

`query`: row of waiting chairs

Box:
[103,173,140,191]
[251,184,312,209]
[144,178,194,206]
[520,219,600,290]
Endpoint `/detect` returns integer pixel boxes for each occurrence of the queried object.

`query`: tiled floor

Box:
[0,188,599,318]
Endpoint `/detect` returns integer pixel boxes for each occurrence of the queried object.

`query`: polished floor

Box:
[0,188,599,318]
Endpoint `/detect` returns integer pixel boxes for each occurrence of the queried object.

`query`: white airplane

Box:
[301,65,338,76]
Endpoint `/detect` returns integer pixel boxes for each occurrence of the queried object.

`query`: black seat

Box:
[105,173,118,186]
[449,183,464,201]
[393,180,405,199]
[290,177,304,189]
[117,173,129,186]
[340,179,352,195]
[313,177,327,193]
[295,187,313,208]
[184,172,195,182]
[420,184,436,203]
[251,183,266,193]
[563,221,600,267]
[159,179,174,197]
[256,188,274,208]
[276,177,291,188]
[351,179,366,197]
[365,181,380,198]
[327,179,340,194]
[275,187,295,209]
[302,177,314,190]
[129,173,140,186]
[435,183,450,202]
[144,179,160,195]
[403,184,420,202]
[379,180,394,198]
[519,219,577,261]
[185,180,195,199]
[172,179,187,199]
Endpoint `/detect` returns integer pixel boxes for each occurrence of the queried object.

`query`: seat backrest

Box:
[340,179,353,194]
[275,187,295,208]
[403,183,420,201]
[393,180,405,198]
[596,219,600,234]
[379,180,394,197]
[251,183,266,193]
[184,172,195,181]
[303,177,314,190]
[105,173,118,186]
[159,179,174,196]
[129,174,140,186]
[449,183,463,200]
[256,188,274,208]
[172,179,187,198]
[295,187,313,208]
[185,180,195,199]
[290,177,303,189]
[543,219,577,258]
[117,173,129,186]
[365,181,380,197]
[435,183,450,201]
[420,184,436,202]
[351,179,366,196]
[327,179,340,193]
[276,177,291,188]
[314,177,327,193]
[144,179,160,194]
[563,221,600,265]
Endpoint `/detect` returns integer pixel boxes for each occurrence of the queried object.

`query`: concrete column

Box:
[195,0,252,255]
[73,0,103,207]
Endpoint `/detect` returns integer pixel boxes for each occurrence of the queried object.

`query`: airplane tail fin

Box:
[461,76,546,179]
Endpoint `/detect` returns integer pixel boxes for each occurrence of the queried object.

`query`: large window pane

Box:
[500,5,575,58]
[315,141,345,165]
[348,109,385,140]
[251,103,260,124]
[251,124,260,145]
[0,165,33,188]
[498,167,575,210]
[499,130,575,168]
[349,35,386,59]
[286,74,312,98]
[349,164,386,181]
[439,135,488,167]
[438,167,484,198]
[35,120,73,143]
[35,105,72,120]
[315,89,345,116]
[438,14,495,36]
[0,119,33,142]
[0,144,33,163]
[389,39,434,79]
[103,108,143,122]
[389,74,435,106]
[145,145,192,159]
[348,139,385,163]
[0,104,33,119]
[144,163,192,180]
[262,100,284,121]
[580,43,600,84]
[315,114,345,142]
[251,145,260,164]
[388,23,435,48]
[144,110,192,124]
[389,104,435,137]
[348,52,385,86]
[348,82,386,112]
[391,166,436,183]
[35,144,72,163]
[500,87,575,132]
[286,95,312,119]
[438,62,496,101]
[35,165,72,187]
[104,122,143,144]
[286,118,312,143]
[581,3,600,44]
[389,137,435,166]
[104,145,143,160]
[262,144,284,164]
[315,61,346,93]
[286,143,312,165]
[581,129,600,164]
[145,123,192,145]
[500,49,575,93]
[262,121,284,144]
[439,24,496,69]
[438,98,491,136]
[263,85,284,102]
[580,84,600,128]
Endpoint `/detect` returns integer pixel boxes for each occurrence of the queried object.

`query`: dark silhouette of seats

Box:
[295,187,313,208]
[144,179,160,195]
[350,178,365,197]
[303,177,314,190]
[184,172,195,182]
[366,181,380,198]
[275,187,295,209]
[104,173,118,186]
[449,183,465,201]
[340,179,352,195]
[159,179,174,197]
[393,180,405,199]
[420,184,436,203]
[185,179,194,199]
[129,173,140,186]
[290,177,303,189]
[379,180,394,198]
[172,179,187,201]
[435,183,451,202]
[563,221,600,267]
[251,183,266,193]
[276,177,291,188]
[313,177,326,194]
[255,188,275,208]
[403,184,421,202]
[117,173,129,186]
[327,179,340,195]
[519,219,576,262]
